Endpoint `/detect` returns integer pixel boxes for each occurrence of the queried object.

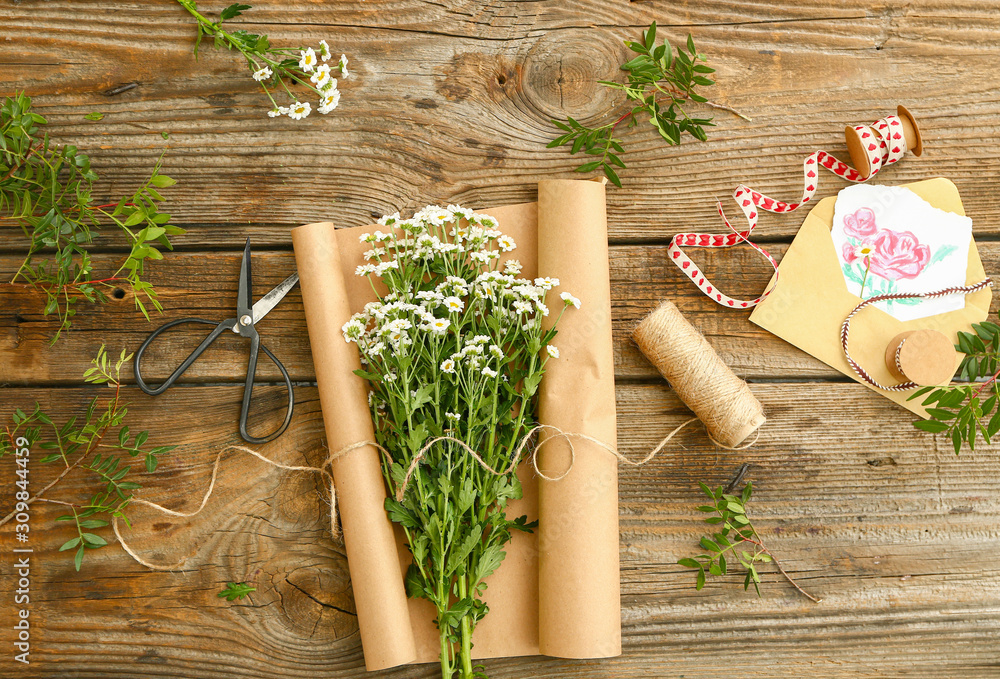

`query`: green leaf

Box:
[220,3,252,22]
[602,164,621,188]
[677,557,701,569]
[149,174,176,188]
[59,537,81,551]
[84,112,104,121]
[218,581,256,601]
[74,545,84,571]
[81,532,107,547]
[695,567,705,590]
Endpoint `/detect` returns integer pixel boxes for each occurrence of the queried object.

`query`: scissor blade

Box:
[236,238,253,320]
[251,272,299,325]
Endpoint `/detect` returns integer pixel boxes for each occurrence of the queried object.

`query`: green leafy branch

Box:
[548,22,747,187]
[175,1,348,118]
[909,319,1000,453]
[1,92,183,342]
[679,481,820,602]
[0,345,177,570]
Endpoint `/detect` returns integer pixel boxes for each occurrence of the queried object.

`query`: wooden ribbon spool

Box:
[845,105,923,180]
[884,329,956,387]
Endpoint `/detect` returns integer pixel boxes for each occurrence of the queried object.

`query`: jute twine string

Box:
[114,415,747,571]
[632,301,766,448]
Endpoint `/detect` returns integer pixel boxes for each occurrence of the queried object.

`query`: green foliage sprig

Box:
[1,93,183,343]
[219,582,256,601]
[548,22,745,187]
[0,345,176,571]
[679,481,819,602]
[909,318,1000,453]
[175,1,349,119]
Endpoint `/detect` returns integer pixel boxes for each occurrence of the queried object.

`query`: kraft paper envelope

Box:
[749,178,992,417]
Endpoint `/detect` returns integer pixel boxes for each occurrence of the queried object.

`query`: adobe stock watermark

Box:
[10,435,33,665]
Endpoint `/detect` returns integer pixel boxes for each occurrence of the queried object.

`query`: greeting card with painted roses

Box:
[831,184,972,322]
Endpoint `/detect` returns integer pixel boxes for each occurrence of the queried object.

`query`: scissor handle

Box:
[239,332,295,445]
[134,318,234,396]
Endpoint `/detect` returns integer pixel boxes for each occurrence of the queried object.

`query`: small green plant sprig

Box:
[218,581,256,601]
[679,481,819,602]
[909,319,1000,453]
[1,92,183,343]
[548,22,745,187]
[175,1,350,119]
[0,345,176,571]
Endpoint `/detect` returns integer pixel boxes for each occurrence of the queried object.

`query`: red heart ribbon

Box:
[669,113,911,308]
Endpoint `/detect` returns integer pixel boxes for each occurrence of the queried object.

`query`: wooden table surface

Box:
[3,2,1000,677]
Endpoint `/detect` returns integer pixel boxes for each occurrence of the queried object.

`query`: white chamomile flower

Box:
[497,235,516,252]
[443,296,464,313]
[339,54,349,77]
[318,89,341,114]
[560,291,582,309]
[299,47,318,73]
[319,40,331,61]
[513,300,532,315]
[252,66,272,82]
[429,318,450,335]
[267,107,285,118]
[288,101,311,120]
[504,259,522,275]
[534,277,559,291]
[342,318,365,342]
[368,341,385,356]
[482,367,499,378]
[384,371,397,382]
[535,301,549,317]
[446,411,461,422]
[310,64,332,88]
[321,77,338,92]
[441,358,457,374]
[489,344,504,359]
[546,345,560,359]
[356,264,376,276]
[360,232,376,243]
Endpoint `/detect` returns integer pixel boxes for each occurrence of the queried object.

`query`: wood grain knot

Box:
[520,30,622,120]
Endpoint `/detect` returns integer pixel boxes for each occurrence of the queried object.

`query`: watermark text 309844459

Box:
[11,435,32,664]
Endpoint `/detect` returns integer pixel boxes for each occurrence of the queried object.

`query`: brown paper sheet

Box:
[290,180,621,670]
[749,178,992,416]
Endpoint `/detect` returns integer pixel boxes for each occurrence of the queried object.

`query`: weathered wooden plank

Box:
[0,382,998,678]
[2,2,1000,244]
[4,241,999,384]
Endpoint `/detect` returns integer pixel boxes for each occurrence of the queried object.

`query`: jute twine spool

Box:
[631,300,765,448]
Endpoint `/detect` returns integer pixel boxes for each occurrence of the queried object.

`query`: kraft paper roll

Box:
[536,179,622,659]
[292,222,416,671]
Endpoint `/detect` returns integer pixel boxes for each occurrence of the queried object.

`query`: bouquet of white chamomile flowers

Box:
[341,205,580,679]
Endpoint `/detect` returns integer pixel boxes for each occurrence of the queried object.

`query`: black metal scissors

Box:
[134,238,298,444]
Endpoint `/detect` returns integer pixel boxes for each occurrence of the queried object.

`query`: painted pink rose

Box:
[842,207,878,238]
[865,229,931,281]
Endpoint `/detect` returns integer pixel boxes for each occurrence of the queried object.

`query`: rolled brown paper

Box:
[632,300,765,448]
[291,222,417,671]
[845,105,923,179]
[536,179,622,659]
[885,329,956,386]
